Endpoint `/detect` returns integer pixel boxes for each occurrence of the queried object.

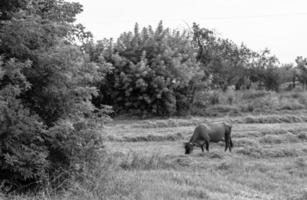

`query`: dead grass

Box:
[193,90,307,116]
[259,135,283,144]
[107,132,185,142]
[235,114,307,123]
[5,115,307,200]
[119,153,179,170]
[233,138,260,148]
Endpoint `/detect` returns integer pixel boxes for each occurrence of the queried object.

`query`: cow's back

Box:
[191,124,210,142]
[207,123,225,142]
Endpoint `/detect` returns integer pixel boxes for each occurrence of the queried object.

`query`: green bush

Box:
[0,98,49,191]
[45,119,104,188]
[92,22,207,116]
[0,62,106,191]
[0,0,107,193]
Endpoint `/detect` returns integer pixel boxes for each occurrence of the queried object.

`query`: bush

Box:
[0,48,105,193]
[46,118,104,183]
[0,103,105,192]
[0,98,49,192]
[0,1,107,192]
[92,22,207,116]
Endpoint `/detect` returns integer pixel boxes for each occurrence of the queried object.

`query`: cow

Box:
[184,122,233,154]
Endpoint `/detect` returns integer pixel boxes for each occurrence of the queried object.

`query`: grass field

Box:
[99,115,307,200]
[6,114,307,200]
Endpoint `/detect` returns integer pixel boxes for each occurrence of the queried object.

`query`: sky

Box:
[69,0,307,64]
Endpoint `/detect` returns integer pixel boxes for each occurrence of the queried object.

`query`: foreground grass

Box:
[4,115,307,200]
[6,154,307,200]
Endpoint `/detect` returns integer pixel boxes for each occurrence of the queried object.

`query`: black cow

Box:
[184,122,233,154]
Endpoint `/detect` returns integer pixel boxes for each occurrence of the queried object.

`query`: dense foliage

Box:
[192,23,284,91]
[0,0,106,192]
[90,22,207,116]
[89,22,300,116]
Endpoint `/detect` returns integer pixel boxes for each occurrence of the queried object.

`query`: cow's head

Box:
[184,142,195,154]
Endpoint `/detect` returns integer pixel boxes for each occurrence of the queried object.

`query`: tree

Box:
[247,49,281,91]
[192,23,255,91]
[92,22,207,116]
[295,56,307,89]
[0,0,105,191]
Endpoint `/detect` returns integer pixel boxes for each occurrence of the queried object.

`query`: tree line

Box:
[87,22,307,116]
[1,0,307,192]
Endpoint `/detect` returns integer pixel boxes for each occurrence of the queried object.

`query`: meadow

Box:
[6,91,307,200]
[101,115,307,200]
[8,115,307,200]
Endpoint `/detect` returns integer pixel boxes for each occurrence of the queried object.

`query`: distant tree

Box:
[246,49,281,91]
[92,22,207,116]
[277,63,296,89]
[192,23,255,91]
[295,56,307,89]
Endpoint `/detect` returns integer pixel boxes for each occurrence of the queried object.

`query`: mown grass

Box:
[234,114,307,124]
[4,109,307,200]
[114,114,307,134]
[107,132,185,142]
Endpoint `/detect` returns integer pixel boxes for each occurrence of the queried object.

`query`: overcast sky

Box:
[69,0,307,64]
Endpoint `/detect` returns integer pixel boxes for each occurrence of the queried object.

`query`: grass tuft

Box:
[119,153,178,170]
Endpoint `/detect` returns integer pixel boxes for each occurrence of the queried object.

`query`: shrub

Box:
[47,119,104,171]
[0,98,49,192]
[0,102,105,192]
[0,1,107,192]
[92,22,207,116]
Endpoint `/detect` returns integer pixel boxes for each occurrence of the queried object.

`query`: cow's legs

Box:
[200,145,204,152]
[225,140,229,152]
[205,141,209,152]
[225,135,231,152]
[228,138,232,152]
[229,137,233,152]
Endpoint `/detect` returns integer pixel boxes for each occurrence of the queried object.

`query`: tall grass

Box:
[107,132,185,142]
[2,153,185,200]
[192,89,307,116]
